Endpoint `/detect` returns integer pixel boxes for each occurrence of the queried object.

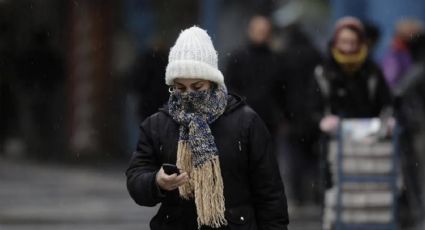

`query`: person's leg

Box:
[399,131,423,227]
[414,131,425,228]
[275,132,299,203]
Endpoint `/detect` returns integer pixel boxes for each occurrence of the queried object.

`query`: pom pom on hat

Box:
[165,26,224,87]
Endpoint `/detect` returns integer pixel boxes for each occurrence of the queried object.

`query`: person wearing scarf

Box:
[331,16,368,75]
[126,26,289,230]
[317,16,392,134]
[311,17,393,230]
[168,83,228,227]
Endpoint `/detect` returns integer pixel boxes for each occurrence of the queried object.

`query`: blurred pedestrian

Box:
[124,38,169,154]
[128,38,169,122]
[315,16,392,134]
[312,17,392,192]
[225,15,283,136]
[276,23,323,205]
[381,18,424,90]
[394,32,425,229]
[126,26,289,230]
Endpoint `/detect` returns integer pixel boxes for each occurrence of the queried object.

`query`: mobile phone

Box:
[162,163,180,175]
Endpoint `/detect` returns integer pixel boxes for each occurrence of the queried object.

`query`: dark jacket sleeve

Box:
[126,117,164,207]
[247,115,289,230]
[375,68,393,113]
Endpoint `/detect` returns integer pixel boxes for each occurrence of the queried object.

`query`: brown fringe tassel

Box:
[176,141,227,228]
[176,140,193,199]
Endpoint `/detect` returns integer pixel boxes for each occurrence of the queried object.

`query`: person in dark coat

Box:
[126,26,289,230]
[276,24,323,205]
[225,15,283,135]
[129,40,169,122]
[312,17,392,192]
[393,33,425,229]
[314,17,392,134]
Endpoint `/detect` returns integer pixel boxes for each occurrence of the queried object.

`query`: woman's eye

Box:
[193,84,204,90]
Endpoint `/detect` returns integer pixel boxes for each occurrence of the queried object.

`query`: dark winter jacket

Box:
[225,44,283,134]
[396,62,425,133]
[313,57,392,119]
[126,94,289,230]
[129,48,169,121]
[277,34,323,141]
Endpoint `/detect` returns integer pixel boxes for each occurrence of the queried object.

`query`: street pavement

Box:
[0,157,321,230]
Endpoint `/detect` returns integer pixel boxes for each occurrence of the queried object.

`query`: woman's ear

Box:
[168,86,175,94]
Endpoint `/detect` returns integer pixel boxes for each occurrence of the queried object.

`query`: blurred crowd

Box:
[1,2,425,229]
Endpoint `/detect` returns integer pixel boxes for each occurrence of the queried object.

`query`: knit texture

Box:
[168,85,228,228]
[165,26,224,87]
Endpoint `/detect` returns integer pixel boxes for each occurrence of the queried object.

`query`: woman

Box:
[311,16,392,191]
[313,17,394,230]
[314,16,392,133]
[126,26,289,230]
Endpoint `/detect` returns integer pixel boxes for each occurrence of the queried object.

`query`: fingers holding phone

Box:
[162,163,181,175]
[156,165,189,191]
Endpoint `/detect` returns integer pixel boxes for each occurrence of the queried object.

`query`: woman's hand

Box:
[156,167,189,191]
[320,115,340,134]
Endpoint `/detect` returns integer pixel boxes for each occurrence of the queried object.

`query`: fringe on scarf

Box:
[176,140,227,228]
[177,140,193,199]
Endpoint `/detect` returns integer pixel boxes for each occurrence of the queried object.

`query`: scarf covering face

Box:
[332,44,368,74]
[168,85,228,228]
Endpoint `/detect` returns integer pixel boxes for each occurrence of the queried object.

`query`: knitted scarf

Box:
[332,45,368,75]
[168,85,228,228]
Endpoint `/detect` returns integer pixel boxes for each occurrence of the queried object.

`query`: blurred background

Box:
[1,0,425,229]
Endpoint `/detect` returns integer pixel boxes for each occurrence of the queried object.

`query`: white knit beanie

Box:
[165,26,224,87]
